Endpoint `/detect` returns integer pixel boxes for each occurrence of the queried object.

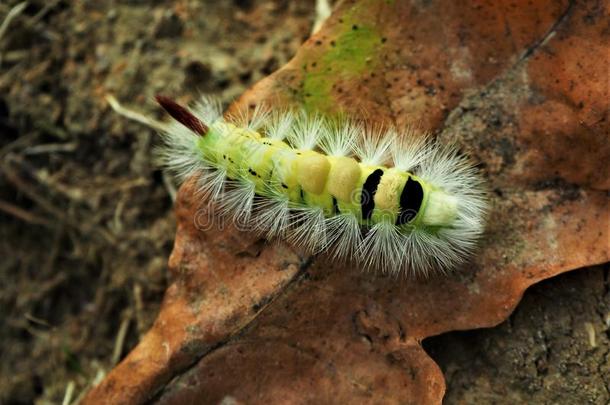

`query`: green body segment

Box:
[198,123,456,228]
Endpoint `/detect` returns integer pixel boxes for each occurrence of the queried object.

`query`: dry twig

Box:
[0,198,52,227]
[0,1,27,43]
[105,94,168,133]
[111,315,131,366]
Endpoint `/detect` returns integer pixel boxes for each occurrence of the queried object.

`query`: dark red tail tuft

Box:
[155,95,209,136]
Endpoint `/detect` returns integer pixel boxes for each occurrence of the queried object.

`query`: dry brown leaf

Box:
[83,1,609,403]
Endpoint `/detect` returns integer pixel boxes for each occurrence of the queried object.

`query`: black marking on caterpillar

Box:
[332,197,340,215]
[361,169,384,221]
[397,177,423,226]
[156,95,488,276]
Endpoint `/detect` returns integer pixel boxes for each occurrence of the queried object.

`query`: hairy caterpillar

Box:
[156,95,488,276]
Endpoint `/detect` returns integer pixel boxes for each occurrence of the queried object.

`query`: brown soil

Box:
[0,1,607,404]
[425,265,609,405]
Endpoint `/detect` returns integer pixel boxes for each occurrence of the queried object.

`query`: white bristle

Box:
[324,213,362,261]
[354,123,395,166]
[265,110,295,141]
[287,206,328,254]
[250,191,290,239]
[318,119,359,157]
[228,103,270,132]
[216,179,256,225]
[286,111,325,150]
[195,167,227,202]
[192,96,223,124]
[391,129,432,172]
[359,220,405,273]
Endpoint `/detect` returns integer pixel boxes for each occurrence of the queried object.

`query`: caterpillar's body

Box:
[157,96,487,276]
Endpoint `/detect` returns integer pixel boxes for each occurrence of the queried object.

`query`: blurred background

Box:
[0,1,607,404]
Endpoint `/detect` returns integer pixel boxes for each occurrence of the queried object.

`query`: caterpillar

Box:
[156,95,488,276]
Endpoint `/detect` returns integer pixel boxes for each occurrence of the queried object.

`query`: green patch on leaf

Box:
[302,22,382,113]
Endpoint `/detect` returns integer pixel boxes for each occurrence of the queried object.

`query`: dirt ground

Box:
[0,1,607,404]
[426,265,609,405]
